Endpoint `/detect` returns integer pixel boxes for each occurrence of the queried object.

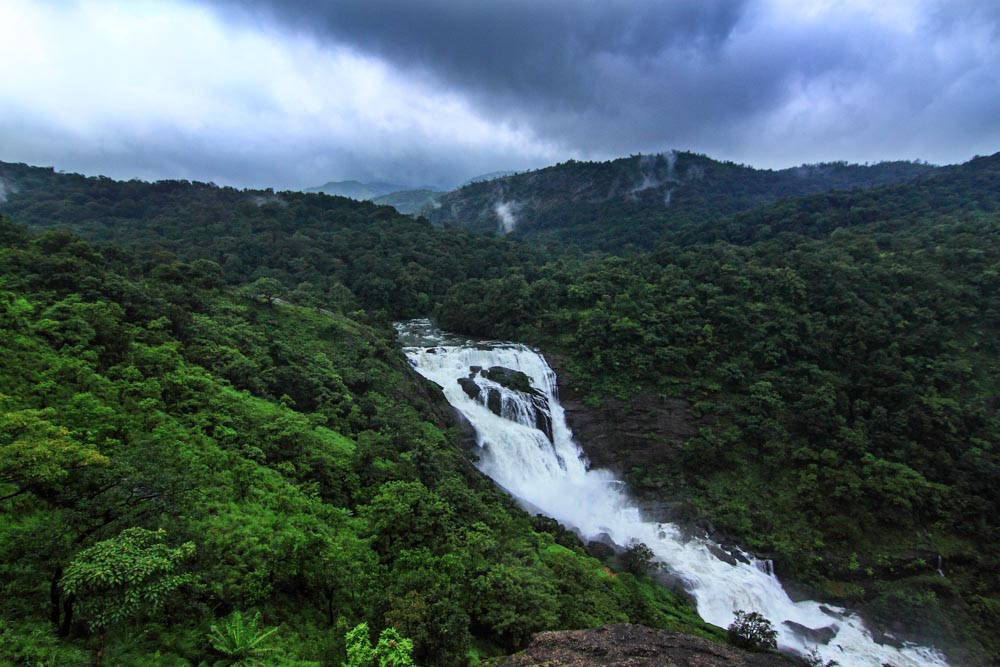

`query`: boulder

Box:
[782,620,837,645]
[870,628,906,649]
[499,624,800,667]
[457,376,481,400]
[483,366,535,393]
[708,544,739,567]
[486,387,503,416]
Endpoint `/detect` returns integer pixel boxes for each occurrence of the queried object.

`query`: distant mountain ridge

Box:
[304,180,410,200]
[423,152,937,251]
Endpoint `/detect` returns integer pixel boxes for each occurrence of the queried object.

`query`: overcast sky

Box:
[2,0,998,190]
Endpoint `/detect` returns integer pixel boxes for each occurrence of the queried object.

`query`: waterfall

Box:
[396,320,950,667]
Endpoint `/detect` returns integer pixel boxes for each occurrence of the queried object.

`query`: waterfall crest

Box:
[397,319,949,667]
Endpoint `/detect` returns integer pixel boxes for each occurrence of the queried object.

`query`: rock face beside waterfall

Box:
[457,365,554,441]
[499,625,801,667]
[546,354,708,482]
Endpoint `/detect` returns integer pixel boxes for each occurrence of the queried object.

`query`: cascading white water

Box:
[396,319,950,667]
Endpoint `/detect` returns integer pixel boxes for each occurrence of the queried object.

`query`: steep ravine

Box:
[545,354,982,666]
[398,321,951,667]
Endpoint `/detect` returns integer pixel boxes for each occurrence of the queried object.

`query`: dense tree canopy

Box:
[2,152,999,663]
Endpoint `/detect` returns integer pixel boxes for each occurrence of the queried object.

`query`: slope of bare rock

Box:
[498,625,802,667]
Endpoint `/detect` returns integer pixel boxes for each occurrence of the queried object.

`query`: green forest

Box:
[1,152,999,665]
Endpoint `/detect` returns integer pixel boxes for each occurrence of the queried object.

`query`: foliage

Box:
[621,542,656,576]
[0,213,712,666]
[726,610,777,652]
[803,649,839,667]
[2,152,999,662]
[207,611,281,667]
[61,527,195,631]
[343,622,417,667]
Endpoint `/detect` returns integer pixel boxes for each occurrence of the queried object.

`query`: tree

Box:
[0,408,108,501]
[726,610,777,651]
[61,527,195,660]
[244,277,284,305]
[621,541,656,576]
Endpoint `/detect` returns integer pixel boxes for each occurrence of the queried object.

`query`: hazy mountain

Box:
[304,179,408,200]
[424,152,937,251]
[371,188,444,214]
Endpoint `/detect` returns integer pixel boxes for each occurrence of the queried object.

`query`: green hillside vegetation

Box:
[0,161,548,321]
[0,216,713,666]
[434,156,1000,662]
[423,152,935,251]
[2,153,998,663]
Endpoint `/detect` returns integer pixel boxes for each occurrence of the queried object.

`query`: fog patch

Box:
[494,200,520,234]
[685,163,705,180]
[0,179,18,204]
[249,194,287,207]
[664,150,679,180]
[628,151,679,206]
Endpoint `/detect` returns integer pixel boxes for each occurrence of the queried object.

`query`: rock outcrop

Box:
[457,366,554,442]
[498,624,801,667]
[546,354,708,479]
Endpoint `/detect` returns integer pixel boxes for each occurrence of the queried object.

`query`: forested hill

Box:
[2,155,999,664]
[0,215,713,666]
[0,160,547,321]
[422,152,935,251]
[672,151,1000,246]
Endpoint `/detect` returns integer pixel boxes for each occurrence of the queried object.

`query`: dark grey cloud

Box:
[3,1,999,190]
[210,0,1000,167]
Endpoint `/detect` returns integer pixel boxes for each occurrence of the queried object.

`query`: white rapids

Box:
[396,319,950,667]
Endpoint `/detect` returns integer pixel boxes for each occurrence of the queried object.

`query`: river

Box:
[396,319,949,667]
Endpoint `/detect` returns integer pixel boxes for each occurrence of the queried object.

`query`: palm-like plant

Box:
[208,611,281,667]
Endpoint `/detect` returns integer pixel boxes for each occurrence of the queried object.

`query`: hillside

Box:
[0,160,546,321]
[0,215,713,666]
[423,152,936,251]
[2,155,999,664]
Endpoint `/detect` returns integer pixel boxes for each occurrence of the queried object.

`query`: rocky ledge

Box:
[498,625,801,667]
[546,354,708,480]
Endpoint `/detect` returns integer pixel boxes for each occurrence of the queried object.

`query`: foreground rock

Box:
[499,625,801,667]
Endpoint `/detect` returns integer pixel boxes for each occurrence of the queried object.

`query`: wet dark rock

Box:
[818,605,848,621]
[457,377,481,400]
[590,532,620,549]
[708,544,739,567]
[871,628,906,649]
[533,397,553,442]
[498,624,800,667]
[487,387,503,416]
[782,620,837,645]
[467,366,554,442]
[483,366,535,393]
[720,544,751,565]
[546,354,709,477]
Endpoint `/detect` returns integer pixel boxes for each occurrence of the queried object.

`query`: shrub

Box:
[726,610,777,651]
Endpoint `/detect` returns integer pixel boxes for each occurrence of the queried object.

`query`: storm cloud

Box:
[2,0,999,188]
